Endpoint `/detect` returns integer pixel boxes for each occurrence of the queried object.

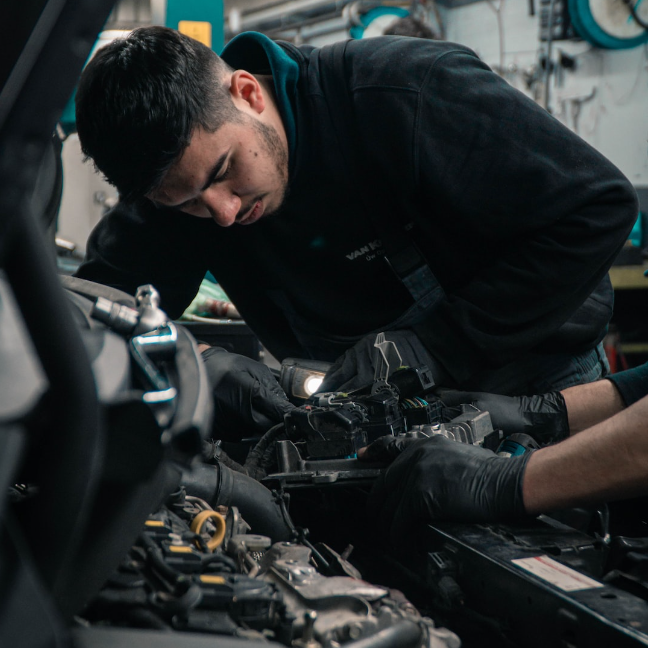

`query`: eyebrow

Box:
[155,150,230,210]
[201,150,230,191]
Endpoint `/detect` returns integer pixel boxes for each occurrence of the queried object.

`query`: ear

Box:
[229,70,265,114]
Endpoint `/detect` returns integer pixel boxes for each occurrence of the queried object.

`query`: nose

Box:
[202,186,241,227]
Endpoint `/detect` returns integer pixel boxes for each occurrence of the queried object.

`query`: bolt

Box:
[346,622,363,639]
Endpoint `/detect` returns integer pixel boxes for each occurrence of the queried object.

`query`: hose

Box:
[343,619,422,648]
[181,462,292,541]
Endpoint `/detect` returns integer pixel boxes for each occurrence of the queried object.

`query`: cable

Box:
[138,533,186,589]
[184,494,212,511]
[543,0,557,112]
[243,422,287,479]
[623,0,648,30]
[486,0,506,74]
[201,552,238,573]
[604,42,648,106]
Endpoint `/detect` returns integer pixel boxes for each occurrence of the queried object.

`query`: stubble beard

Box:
[250,117,290,218]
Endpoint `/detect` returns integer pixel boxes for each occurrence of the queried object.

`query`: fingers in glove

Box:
[249,377,294,427]
[321,330,440,393]
[200,345,229,360]
[320,350,359,392]
[202,348,292,439]
[367,438,443,546]
[358,434,420,463]
[434,388,484,407]
[366,437,441,513]
[367,435,530,546]
[435,388,529,437]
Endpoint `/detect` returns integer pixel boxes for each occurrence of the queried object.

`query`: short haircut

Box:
[75,26,239,201]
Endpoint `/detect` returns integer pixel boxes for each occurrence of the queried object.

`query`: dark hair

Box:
[75,26,239,201]
[382,16,438,40]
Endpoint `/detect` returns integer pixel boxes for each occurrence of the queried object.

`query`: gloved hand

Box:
[201,347,294,441]
[435,389,569,445]
[361,434,532,547]
[320,330,448,393]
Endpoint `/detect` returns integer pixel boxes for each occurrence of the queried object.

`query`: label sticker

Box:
[178,21,212,48]
[512,555,604,592]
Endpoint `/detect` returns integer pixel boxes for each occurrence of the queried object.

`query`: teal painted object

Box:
[59,33,112,135]
[166,0,224,53]
[629,212,644,248]
[59,2,224,134]
[350,6,409,39]
[569,0,648,49]
[60,93,77,136]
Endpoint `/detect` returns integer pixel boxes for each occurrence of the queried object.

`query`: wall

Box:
[59,0,648,252]
[441,1,648,188]
[57,135,118,254]
[259,0,648,188]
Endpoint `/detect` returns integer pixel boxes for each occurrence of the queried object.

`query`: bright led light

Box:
[303,375,324,396]
[280,359,332,401]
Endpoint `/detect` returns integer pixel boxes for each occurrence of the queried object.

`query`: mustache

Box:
[236,197,262,221]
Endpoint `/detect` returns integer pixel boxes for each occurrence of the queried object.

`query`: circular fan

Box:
[569,0,648,49]
[349,6,410,39]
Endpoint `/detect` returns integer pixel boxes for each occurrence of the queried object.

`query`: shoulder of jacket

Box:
[318,37,481,91]
[276,40,315,61]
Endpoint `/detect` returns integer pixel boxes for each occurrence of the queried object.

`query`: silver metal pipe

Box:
[228,0,353,36]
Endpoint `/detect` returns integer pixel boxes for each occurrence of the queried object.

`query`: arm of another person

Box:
[435,360,648,444]
[364,372,648,541]
[524,393,648,512]
[561,378,626,433]
[536,361,648,434]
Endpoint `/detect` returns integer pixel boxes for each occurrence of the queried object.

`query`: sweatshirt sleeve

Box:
[607,363,648,407]
[410,51,638,384]
[75,199,209,320]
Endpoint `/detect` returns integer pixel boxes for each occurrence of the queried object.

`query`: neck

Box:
[256,74,276,101]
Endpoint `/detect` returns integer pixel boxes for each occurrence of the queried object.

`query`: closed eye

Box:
[212,160,233,184]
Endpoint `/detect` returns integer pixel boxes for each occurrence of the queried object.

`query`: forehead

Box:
[150,127,231,200]
[178,128,229,173]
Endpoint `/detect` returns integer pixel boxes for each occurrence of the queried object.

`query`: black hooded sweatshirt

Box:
[76,35,638,388]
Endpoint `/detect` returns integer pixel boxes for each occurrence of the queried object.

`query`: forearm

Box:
[523,394,648,513]
[561,378,626,434]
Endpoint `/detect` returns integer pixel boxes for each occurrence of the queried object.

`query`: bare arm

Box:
[523,393,648,514]
[562,378,626,434]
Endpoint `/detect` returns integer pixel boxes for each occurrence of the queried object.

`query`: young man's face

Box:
[148,113,289,227]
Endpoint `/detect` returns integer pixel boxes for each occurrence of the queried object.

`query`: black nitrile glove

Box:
[320,330,448,393]
[362,435,532,547]
[436,388,569,445]
[201,347,294,441]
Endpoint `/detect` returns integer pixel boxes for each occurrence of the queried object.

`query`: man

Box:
[363,362,648,545]
[74,26,637,434]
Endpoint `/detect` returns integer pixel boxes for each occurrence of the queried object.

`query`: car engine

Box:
[4,3,648,648]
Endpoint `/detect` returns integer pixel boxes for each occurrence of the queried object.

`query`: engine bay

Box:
[3,3,648,647]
